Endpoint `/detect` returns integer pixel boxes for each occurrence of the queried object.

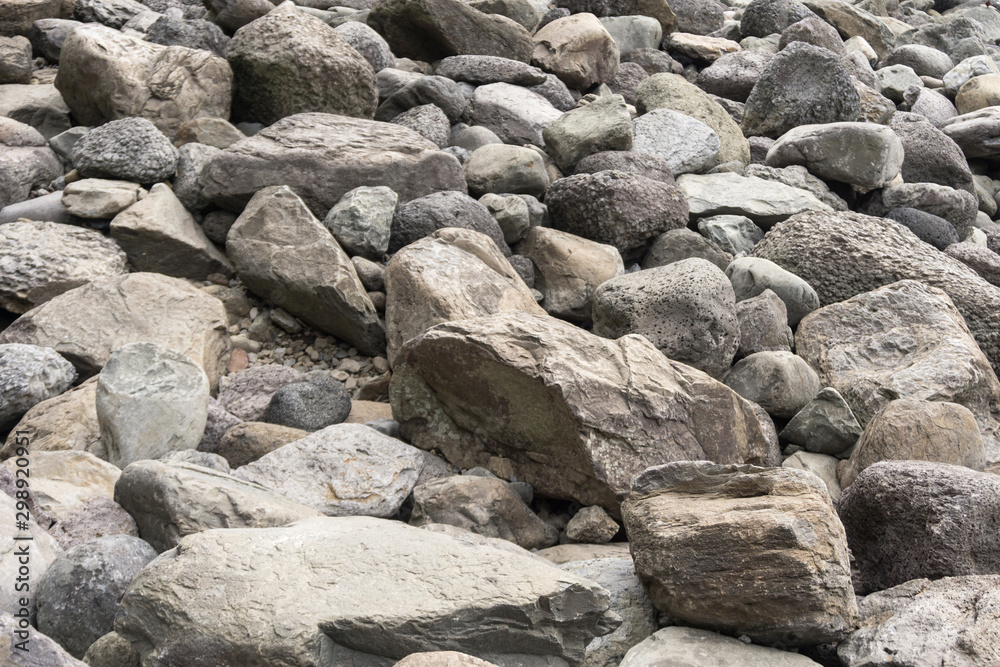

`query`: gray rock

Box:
[742,42,861,138]
[115,516,616,665]
[697,214,763,256]
[884,44,954,79]
[0,612,87,667]
[564,506,619,544]
[622,461,857,646]
[642,227,732,271]
[599,15,661,55]
[60,178,145,219]
[391,103,451,148]
[890,113,975,196]
[224,5,376,125]
[468,82,562,146]
[26,18,81,63]
[744,163,849,211]
[0,221,128,314]
[779,386,862,456]
[36,535,156,658]
[608,61,648,105]
[161,449,230,473]
[391,312,770,512]
[678,172,833,230]
[479,193,531,244]
[71,117,177,183]
[724,350,820,419]
[573,150,675,183]
[323,185,397,260]
[464,144,550,198]
[620,626,822,666]
[669,0,724,34]
[694,50,774,103]
[778,16,844,55]
[0,121,61,209]
[887,207,960,250]
[877,64,923,103]
[114,459,322,552]
[543,94,633,172]
[0,191,69,226]
[554,0,677,35]
[864,182,978,240]
[0,343,76,428]
[263,379,352,432]
[410,475,558,549]
[226,185,385,356]
[532,13,620,90]
[735,289,794,358]
[528,72,577,111]
[172,141,220,211]
[836,575,1000,667]
[0,35,31,85]
[740,0,816,38]
[145,16,228,55]
[632,108,720,175]
[450,124,503,152]
[0,492,62,619]
[0,82,71,140]
[726,256,820,326]
[217,365,302,422]
[73,0,146,28]
[334,20,394,72]
[389,190,510,254]
[375,76,467,123]
[435,55,548,86]
[97,342,209,469]
[945,241,1000,286]
[941,106,1000,160]
[80,631,139,667]
[592,258,739,378]
[783,450,841,502]
[233,423,423,518]
[908,87,958,128]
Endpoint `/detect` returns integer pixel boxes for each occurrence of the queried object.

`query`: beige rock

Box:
[61,179,146,219]
[665,33,741,62]
[533,13,620,90]
[782,451,842,502]
[216,421,308,468]
[395,653,498,667]
[0,493,61,617]
[955,72,1000,115]
[1,451,117,521]
[173,117,246,149]
[345,400,393,423]
[0,0,61,37]
[537,542,632,564]
[0,378,102,460]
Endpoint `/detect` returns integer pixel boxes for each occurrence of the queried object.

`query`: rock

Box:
[376,75,467,124]
[599,16,661,56]
[946,241,1000,287]
[0,613,87,667]
[574,150,675,183]
[435,55,547,86]
[756,211,1000,396]
[665,33,740,63]
[1,378,100,460]
[72,0,146,29]
[410,475,557,549]
[0,192,69,226]
[694,51,773,104]
[385,227,543,363]
[890,113,975,196]
[479,193,530,244]
[0,343,76,428]
[696,215,763,256]
[390,312,770,511]
[54,24,231,137]
[635,72,750,166]
[623,461,856,645]
[865,182,978,239]
[726,256,819,326]
[80,632,139,667]
[876,64,923,103]
[744,163,848,211]
[766,122,903,190]
[0,36,31,85]
[114,459,322,552]
[840,399,985,487]
[643,228,732,271]
[367,0,534,63]
[555,0,676,35]
[543,94,632,172]
[60,179,144,219]
[463,144,550,198]
[592,259,739,378]
[394,654,499,667]
[742,42,860,138]
[735,289,794,358]
[0,0,61,37]
[678,172,832,230]
[26,18,82,63]
[779,16,844,55]
[0,492,61,617]
[263,378,352,432]
[201,112,465,216]
[885,44,954,79]
[232,423,423,518]
[161,449,230,473]
[836,575,1000,666]
[620,626,823,667]
[516,226,623,321]
[780,387,862,456]
[145,16,228,56]
[532,13,619,90]
[840,462,1000,593]
[539,543,632,563]
[801,0,894,60]
[96,342,209,469]
[908,87,958,128]
[217,365,302,421]
[0,83,71,140]
[323,185,397,261]
[227,185,385,356]
[887,207,960,250]
[467,82,562,147]
[564,506,619,543]
[391,104,450,148]
[173,117,245,149]
[1,450,118,521]
[216,422,308,468]
[723,350,820,419]
[955,72,1000,115]
[334,20,394,73]
[941,106,1000,159]
[741,0,816,38]
[36,535,156,658]
[71,117,177,183]
[632,108,720,175]
[0,129,60,210]
[0,221,128,315]
[783,451,841,502]
[546,170,688,255]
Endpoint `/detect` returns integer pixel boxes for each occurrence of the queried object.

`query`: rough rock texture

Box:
[780,387,862,456]
[726,256,819,326]
[734,289,794,358]
[1,450,118,521]
[385,227,544,364]
[591,259,739,378]
[216,422,307,468]
[467,82,563,147]
[723,351,821,420]
[678,172,832,230]
[114,517,617,665]
[233,423,424,518]
[631,108,720,176]
[622,461,858,646]
[619,626,822,666]
[201,113,466,216]
[0,343,77,428]
[543,94,633,172]
[227,185,385,356]
[391,312,770,512]
[114,459,322,552]
[263,379,351,432]
[754,211,1000,381]
[217,365,302,422]
[532,13,620,90]
[71,117,178,183]
[54,24,232,137]
[0,493,62,618]
[0,612,87,667]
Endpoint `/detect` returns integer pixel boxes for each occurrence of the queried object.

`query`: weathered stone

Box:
[696,215,763,256]
[564,506,619,544]
[263,378,351,432]
[145,16,229,57]
[173,117,245,149]
[0,134,60,209]
[0,36,31,85]
[741,0,816,38]
[744,163,849,211]
[333,20,394,73]
[890,113,975,196]
[0,343,76,428]
[643,227,732,271]
[376,76,467,124]
[678,172,832,230]
[391,312,770,512]
[941,106,1000,159]
[532,13,619,90]
[574,150,675,183]
[391,104,451,148]
[724,350,820,419]
[783,451,841,502]
[227,185,385,356]
[394,653,498,667]
[435,55,547,86]
[0,613,86,667]
[80,631,139,667]
[801,0,894,60]
[216,422,307,468]
[780,387,862,456]
[216,365,302,422]
[467,82,562,147]
[887,207,960,250]
[543,94,632,172]
[632,108,719,175]
[464,144,551,198]
[390,191,510,255]
[0,0,61,37]
[946,241,1000,287]
[665,33,740,62]
[0,83,71,140]
[726,255,819,325]
[71,117,177,183]
[622,461,858,646]
[620,626,822,667]
[61,179,144,219]
[735,289,794,358]
[0,492,61,617]
[323,186,397,261]
[599,15,661,56]
[1,378,100,460]
[556,0,677,35]
[1,450,117,522]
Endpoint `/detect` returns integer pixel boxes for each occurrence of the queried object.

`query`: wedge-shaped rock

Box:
[0,273,231,388]
[226,186,385,356]
[114,516,618,665]
[114,459,322,552]
[622,461,858,646]
[201,112,465,216]
[677,172,832,229]
[233,423,424,518]
[794,280,1000,463]
[0,450,118,521]
[390,312,771,512]
[384,227,545,364]
[1,378,101,459]
[54,24,232,137]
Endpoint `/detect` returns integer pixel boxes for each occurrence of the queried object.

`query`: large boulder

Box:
[367,0,534,63]
[388,191,509,254]
[201,113,465,216]
[0,379,101,460]
[754,211,1000,380]
[555,0,677,35]
[224,5,377,125]
[591,259,739,378]
[543,94,632,172]
[723,351,821,419]
[532,13,620,90]
[726,256,820,326]
[384,227,544,364]
[467,82,562,147]
[621,461,858,646]
[54,24,232,137]
[0,0,61,37]
[226,185,385,356]
[390,312,771,512]
[0,273,231,388]
[114,517,617,665]
[71,117,177,184]
[0,450,118,521]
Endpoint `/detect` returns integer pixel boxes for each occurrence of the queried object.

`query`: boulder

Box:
[890,113,975,196]
[435,55,548,86]
[0,450,118,521]
[941,107,1000,159]
[390,312,771,512]
[543,94,633,172]
[532,13,620,90]
[779,387,862,456]
[0,0,61,37]
[216,365,302,422]
[389,191,510,254]
[574,150,675,183]
[696,215,763,257]
[591,259,739,378]
[323,185,397,260]
[695,51,773,104]
[463,144,551,198]
[783,451,841,502]
[621,461,858,646]
[71,117,177,183]
[395,654,498,667]
[0,493,61,617]
[555,0,676,35]
[632,108,720,175]
[734,289,794,358]
[0,343,76,428]
[1,379,101,460]
[0,122,60,209]
[726,255,819,325]
[564,506,619,544]
[678,172,832,230]
[60,179,145,219]
[0,612,87,666]
[333,20,394,73]
[384,227,544,364]
[643,227,733,271]
[263,378,352,432]
[741,0,816,38]
[723,350,820,419]
[216,422,308,468]
[0,83,71,140]
[619,626,822,666]
[114,516,617,665]
[226,185,385,356]
[887,207,960,250]
[467,82,562,147]
[946,241,1000,286]
[201,113,465,216]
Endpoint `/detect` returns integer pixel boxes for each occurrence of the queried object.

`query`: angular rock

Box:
[632,108,720,175]
[620,626,822,667]
[333,20,394,73]
[467,82,562,147]
[779,387,862,456]
[783,451,841,502]
[543,94,633,172]
[464,144,551,198]
[0,612,88,666]
[533,13,620,90]
[60,179,145,219]
[643,228,733,271]
[0,343,76,428]
[390,312,771,511]
[0,0,61,37]
[226,185,385,356]
[726,255,819,326]
[1,450,118,522]
[435,55,548,86]
[744,162,848,211]
[376,76,468,124]
[941,107,1000,159]
[735,289,794,358]
[323,185,397,261]
[890,113,975,196]
[697,215,763,256]
[678,172,832,230]
[564,506,619,544]
[217,365,302,422]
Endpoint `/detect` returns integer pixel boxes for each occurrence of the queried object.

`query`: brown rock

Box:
[216,421,308,468]
[533,13,620,90]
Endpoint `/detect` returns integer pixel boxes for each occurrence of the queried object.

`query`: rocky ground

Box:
[2,0,1000,664]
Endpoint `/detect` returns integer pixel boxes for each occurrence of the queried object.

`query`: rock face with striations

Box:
[390,312,771,512]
